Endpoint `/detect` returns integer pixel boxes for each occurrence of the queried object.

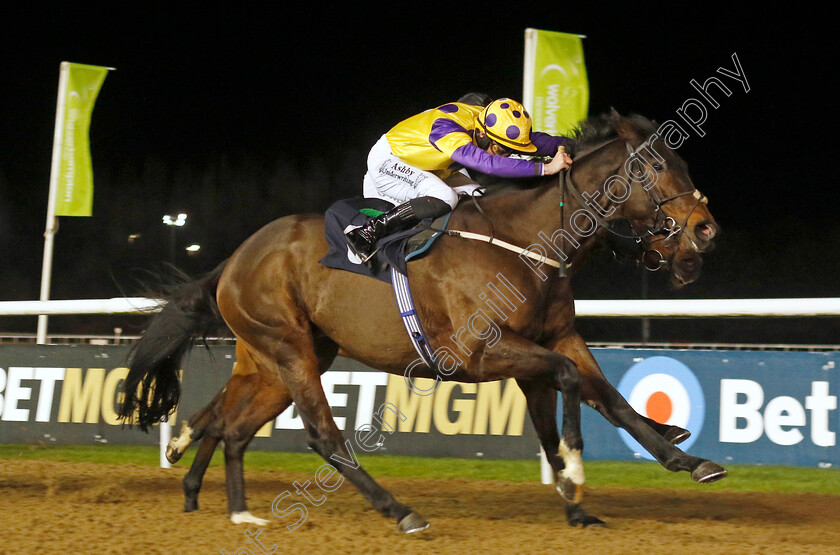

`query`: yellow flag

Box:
[522,29,589,136]
[54,62,110,217]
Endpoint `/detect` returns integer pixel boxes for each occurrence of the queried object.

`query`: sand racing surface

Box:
[1,459,838,554]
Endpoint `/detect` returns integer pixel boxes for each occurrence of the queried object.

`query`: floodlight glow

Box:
[163,213,188,227]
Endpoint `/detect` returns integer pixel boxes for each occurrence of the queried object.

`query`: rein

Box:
[430,187,568,269]
[442,228,565,269]
[561,169,639,240]
[435,136,708,273]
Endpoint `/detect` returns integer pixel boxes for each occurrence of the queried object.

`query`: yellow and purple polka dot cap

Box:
[477,98,537,153]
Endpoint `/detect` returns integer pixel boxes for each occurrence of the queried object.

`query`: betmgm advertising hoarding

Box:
[0,345,837,467]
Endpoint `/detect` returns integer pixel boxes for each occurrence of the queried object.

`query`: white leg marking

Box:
[169,423,193,453]
[230,511,269,526]
[558,439,585,485]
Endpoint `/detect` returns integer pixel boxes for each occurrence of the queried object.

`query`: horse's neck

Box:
[470,141,627,260]
[471,184,555,246]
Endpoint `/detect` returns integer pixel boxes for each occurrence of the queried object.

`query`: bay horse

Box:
[119,110,723,531]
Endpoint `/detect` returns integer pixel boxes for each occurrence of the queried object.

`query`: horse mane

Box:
[568,111,658,157]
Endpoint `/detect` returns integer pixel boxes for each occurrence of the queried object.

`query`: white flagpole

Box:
[37,62,70,345]
[540,446,554,485]
[522,29,537,113]
[160,420,172,469]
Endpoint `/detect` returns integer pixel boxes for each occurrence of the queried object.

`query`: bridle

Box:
[437,135,710,276]
[560,138,709,272]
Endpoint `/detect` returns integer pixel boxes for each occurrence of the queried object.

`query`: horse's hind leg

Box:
[180,368,293,519]
[254,337,425,532]
[221,373,294,524]
[183,433,220,512]
[553,333,726,482]
[167,387,226,465]
[295,411,425,532]
[167,386,227,512]
[297,402,426,532]
[180,331,339,520]
[224,331,345,525]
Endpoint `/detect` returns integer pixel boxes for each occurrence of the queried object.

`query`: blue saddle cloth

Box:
[318,198,450,284]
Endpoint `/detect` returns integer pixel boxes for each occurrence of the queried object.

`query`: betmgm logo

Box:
[617,356,705,460]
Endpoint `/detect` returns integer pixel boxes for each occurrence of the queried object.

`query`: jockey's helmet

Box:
[476,98,538,154]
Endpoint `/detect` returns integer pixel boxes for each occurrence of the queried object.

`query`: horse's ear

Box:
[608,109,644,147]
[607,107,622,123]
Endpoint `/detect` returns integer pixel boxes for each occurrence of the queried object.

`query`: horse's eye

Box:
[652,163,664,172]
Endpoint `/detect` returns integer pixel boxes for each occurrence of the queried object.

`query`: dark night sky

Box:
[0,6,837,338]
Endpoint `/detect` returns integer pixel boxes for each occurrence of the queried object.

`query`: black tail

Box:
[118,260,228,431]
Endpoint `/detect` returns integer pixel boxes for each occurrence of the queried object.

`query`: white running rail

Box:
[2,297,840,317]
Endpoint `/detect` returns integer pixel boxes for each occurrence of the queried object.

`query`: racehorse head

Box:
[572,110,720,288]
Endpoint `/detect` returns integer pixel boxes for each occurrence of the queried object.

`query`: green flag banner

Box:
[54,62,109,217]
[522,29,589,136]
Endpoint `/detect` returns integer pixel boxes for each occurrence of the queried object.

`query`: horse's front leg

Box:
[555,333,690,443]
[552,333,726,483]
[474,332,598,526]
[516,377,604,527]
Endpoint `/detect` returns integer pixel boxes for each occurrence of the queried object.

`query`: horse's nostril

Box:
[695,222,716,241]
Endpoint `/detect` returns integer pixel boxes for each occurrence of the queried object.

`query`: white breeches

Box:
[362,135,481,210]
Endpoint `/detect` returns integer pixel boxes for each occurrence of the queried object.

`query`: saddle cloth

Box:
[318,197,449,370]
[318,197,450,284]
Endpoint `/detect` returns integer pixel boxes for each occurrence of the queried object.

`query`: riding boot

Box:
[346,202,421,266]
[345,197,451,269]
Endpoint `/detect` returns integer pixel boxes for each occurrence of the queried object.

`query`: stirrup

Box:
[346,228,378,263]
[354,246,379,265]
[346,235,381,271]
[360,249,382,272]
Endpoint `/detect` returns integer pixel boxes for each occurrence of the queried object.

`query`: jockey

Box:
[346,97,574,263]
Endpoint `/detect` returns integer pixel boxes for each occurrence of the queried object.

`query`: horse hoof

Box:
[691,460,728,484]
[398,512,430,534]
[165,445,184,464]
[230,511,269,526]
[556,476,583,504]
[664,426,691,445]
[565,503,606,528]
[166,426,192,464]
